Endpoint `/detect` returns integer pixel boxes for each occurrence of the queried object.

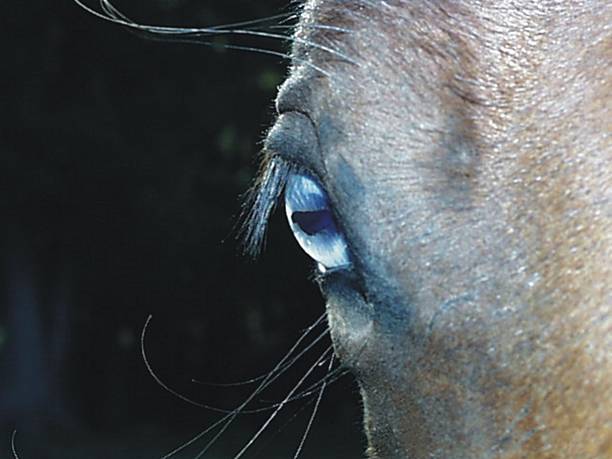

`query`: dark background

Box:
[1,1,364,457]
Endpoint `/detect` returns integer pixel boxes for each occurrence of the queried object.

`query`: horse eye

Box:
[285,172,351,271]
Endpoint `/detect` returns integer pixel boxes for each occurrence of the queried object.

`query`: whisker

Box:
[202,13,297,32]
[156,313,329,459]
[301,23,355,33]
[11,430,20,459]
[158,414,234,459]
[191,375,269,388]
[76,1,355,69]
[246,358,343,457]
[83,9,330,78]
[186,329,333,458]
[99,0,129,22]
[130,31,331,78]
[231,346,335,459]
[99,0,296,32]
[202,44,332,78]
[200,365,344,415]
[269,23,354,34]
[259,365,349,405]
[230,326,331,396]
[141,315,214,411]
[141,314,329,414]
[192,321,334,388]
[215,30,358,66]
[293,354,335,459]
[188,358,348,416]
[249,388,323,457]
[257,353,342,401]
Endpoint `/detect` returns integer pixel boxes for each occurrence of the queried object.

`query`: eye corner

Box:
[312,262,362,298]
[263,110,322,176]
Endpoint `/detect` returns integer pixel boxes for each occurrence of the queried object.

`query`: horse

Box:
[253,2,612,457]
[77,1,612,457]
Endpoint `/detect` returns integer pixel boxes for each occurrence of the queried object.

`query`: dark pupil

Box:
[292,210,334,236]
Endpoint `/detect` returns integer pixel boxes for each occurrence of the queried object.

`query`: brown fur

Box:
[267,1,611,457]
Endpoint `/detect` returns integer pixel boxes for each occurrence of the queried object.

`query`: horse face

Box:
[264,1,612,457]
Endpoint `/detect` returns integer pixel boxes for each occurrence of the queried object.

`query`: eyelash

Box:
[240,155,297,256]
[240,154,362,293]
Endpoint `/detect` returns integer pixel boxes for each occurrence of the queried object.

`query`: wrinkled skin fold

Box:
[263,1,612,458]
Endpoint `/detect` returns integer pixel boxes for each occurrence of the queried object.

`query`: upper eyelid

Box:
[243,104,346,257]
[264,111,324,179]
[264,151,323,195]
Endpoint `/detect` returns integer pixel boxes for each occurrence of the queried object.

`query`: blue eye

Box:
[284,172,351,271]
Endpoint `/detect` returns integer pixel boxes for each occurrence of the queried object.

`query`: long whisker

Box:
[189,362,348,415]
[186,329,333,459]
[270,24,354,34]
[193,322,336,388]
[76,0,357,67]
[118,30,331,78]
[259,365,349,405]
[149,308,369,459]
[98,0,296,32]
[293,354,335,459]
[156,314,329,459]
[141,315,205,411]
[249,385,325,457]
[213,30,358,66]
[141,315,329,414]
[150,360,341,459]
[199,13,297,32]
[191,374,270,388]
[192,365,344,396]
[199,44,332,78]
[198,365,346,415]
[231,346,335,459]
[99,0,129,22]
[158,410,239,459]
[10,430,20,459]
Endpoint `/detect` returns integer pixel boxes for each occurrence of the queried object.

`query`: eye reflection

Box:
[284,172,351,270]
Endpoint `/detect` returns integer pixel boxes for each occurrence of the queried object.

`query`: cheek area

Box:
[320,272,375,374]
